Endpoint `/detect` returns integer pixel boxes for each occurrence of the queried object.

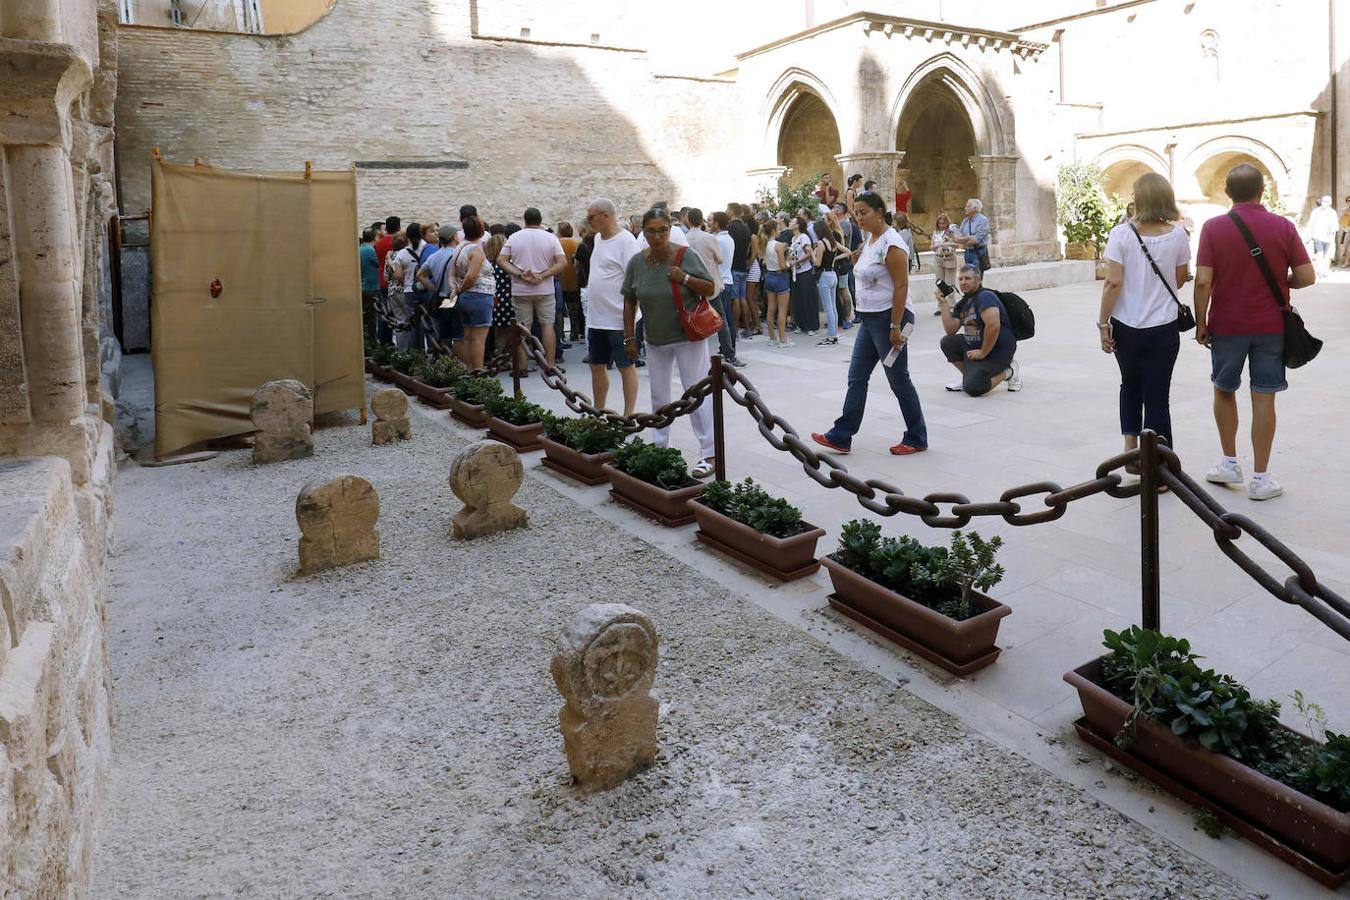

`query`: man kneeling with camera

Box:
[935,265,1023,396]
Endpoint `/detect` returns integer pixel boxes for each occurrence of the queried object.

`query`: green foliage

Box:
[369,343,396,366]
[543,415,628,455]
[389,348,426,375]
[1100,626,1349,811]
[417,354,467,388]
[1262,181,1289,216]
[609,438,692,490]
[700,478,806,538]
[484,394,547,426]
[831,521,1004,620]
[1057,163,1122,258]
[756,171,825,217]
[450,376,504,405]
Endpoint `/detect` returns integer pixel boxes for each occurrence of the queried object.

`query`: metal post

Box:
[1139,429,1161,631]
[511,326,522,398]
[711,354,726,482]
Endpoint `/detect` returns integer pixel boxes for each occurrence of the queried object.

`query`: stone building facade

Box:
[0,0,119,894]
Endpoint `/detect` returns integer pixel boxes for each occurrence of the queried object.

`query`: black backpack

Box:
[994,291,1035,341]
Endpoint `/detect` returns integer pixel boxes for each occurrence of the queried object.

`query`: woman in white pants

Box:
[622,208,719,478]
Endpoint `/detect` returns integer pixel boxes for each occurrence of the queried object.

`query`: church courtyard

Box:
[95,275,1350,897]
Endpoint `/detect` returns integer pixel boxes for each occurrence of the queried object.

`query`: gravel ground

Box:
[93,384,1258,898]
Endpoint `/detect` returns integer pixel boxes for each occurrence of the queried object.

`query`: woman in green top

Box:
[622,208,720,479]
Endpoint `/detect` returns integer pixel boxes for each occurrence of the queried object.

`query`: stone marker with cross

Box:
[251,379,314,464]
[295,474,380,573]
[448,440,528,540]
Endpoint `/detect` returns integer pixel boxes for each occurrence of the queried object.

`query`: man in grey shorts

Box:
[498,207,566,368]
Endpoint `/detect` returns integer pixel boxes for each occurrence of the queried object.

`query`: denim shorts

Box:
[763,270,790,293]
[457,291,493,328]
[731,271,748,300]
[586,327,634,368]
[1210,332,1286,393]
[1313,239,1331,255]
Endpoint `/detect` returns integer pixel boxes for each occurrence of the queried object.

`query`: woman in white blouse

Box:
[1097,173,1191,454]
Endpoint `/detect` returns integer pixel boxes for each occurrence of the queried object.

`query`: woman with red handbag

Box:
[622,208,722,479]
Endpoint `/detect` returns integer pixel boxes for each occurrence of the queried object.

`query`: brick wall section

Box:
[115,0,747,229]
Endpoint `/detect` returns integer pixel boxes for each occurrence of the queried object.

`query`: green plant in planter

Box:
[485,394,548,426]
[755,171,825,217]
[389,348,426,375]
[1100,626,1349,811]
[418,354,467,388]
[1057,162,1123,259]
[370,343,396,366]
[610,438,692,489]
[451,376,504,405]
[544,415,628,455]
[701,478,806,538]
[832,521,1003,620]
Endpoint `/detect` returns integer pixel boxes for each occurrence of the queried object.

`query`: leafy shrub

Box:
[1056,163,1123,258]
[389,348,426,375]
[543,415,628,455]
[831,520,1004,620]
[1100,626,1349,811]
[610,438,693,489]
[756,171,825,217]
[700,478,806,538]
[418,354,467,388]
[451,376,504,405]
[370,343,396,366]
[485,394,547,426]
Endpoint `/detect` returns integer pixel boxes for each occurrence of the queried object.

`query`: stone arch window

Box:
[1199,29,1219,83]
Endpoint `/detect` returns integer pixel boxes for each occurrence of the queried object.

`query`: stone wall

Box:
[115,0,747,230]
[0,433,115,897]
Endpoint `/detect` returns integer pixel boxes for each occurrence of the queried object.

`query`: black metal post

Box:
[711,354,726,482]
[512,325,522,398]
[1139,429,1161,631]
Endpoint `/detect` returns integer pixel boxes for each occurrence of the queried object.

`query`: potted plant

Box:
[602,438,703,527]
[539,414,628,485]
[1065,627,1349,877]
[822,520,1010,674]
[447,376,502,427]
[1057,163,1122,277]
[689,478,826,581]
[367,343,397,380]
[484,394,548,451]
[403,354,465,409]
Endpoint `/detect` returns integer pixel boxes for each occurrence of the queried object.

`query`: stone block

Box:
[295,474,379,574]
[550,604,659,792]
[448,441,527,540]
[251,379,313,465]
[370,387,410,445]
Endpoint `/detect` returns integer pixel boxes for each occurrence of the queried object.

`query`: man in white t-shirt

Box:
[499,207,566,367]
[583,198,641,415]
[1307,195,1339,277]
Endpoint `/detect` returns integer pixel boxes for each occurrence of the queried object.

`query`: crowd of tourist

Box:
[358,161,1321,500]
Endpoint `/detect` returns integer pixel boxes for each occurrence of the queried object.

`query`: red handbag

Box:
[669,246,723,342]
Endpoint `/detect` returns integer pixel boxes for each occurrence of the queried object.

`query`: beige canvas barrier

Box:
[150,157,363,458]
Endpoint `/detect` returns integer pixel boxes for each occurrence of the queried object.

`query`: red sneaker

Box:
[890,443,927,456]
[811,432,850,454]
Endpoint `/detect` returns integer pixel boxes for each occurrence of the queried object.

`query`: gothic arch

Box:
[760,67,848,165]
[889,54,1014,158]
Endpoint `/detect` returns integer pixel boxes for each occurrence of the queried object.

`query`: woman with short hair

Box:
[622,209,720,479]
[1097,173,1190,456]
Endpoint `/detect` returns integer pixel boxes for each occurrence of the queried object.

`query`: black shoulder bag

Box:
[1224,211,1322,368]
[1127,223,1195,332]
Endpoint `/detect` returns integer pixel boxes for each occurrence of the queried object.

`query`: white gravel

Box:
[93,379,1258,898]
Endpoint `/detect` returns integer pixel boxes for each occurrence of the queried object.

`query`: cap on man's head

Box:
[438,223,458,244]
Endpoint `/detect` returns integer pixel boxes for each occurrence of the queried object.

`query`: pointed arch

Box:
[760,67,847,165]
[888,53,1013,157]
[1181,135,1291,192]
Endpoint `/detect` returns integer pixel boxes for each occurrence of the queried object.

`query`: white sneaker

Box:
[1205,458,1244,485]
[1248,475,1283,501]
[767,338,779,348]
[1005,360,1022,392]
[945,380,964,392]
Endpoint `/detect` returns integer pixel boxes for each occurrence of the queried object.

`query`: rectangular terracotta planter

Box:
[538,436,612,485]
[367,362,397,383]
[688,499,825,581]
[1066,657,1350,877]
[602,464,702,527]
[821,557,1010,675]
[447,395,489,428]
[486,416,544,452]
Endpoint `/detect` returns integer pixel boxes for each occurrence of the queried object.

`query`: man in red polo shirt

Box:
[1193,164,1315,500]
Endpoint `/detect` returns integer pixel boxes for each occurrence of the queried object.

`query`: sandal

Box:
[691,459,715,479]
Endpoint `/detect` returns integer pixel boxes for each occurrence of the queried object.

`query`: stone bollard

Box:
[550,603,660,792]
[448,440,527,539]
[371,388,412,445]
[251,379,313,464]
[296,474,380,573]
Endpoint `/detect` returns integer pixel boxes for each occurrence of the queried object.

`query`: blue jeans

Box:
[817,270,839,337]
[826,309,927,449]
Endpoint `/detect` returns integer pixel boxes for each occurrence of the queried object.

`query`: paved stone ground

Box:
[96,378,1263,898]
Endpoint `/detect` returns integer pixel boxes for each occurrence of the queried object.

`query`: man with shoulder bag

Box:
[1193,164,1317,500]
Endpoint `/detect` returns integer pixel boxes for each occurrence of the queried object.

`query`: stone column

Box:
[969,154,1019,261]
[835,151,905,210]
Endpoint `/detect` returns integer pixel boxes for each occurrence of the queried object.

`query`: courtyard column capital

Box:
[835,150,906,167]
[0,37,91,147]
[835,151,905,207]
